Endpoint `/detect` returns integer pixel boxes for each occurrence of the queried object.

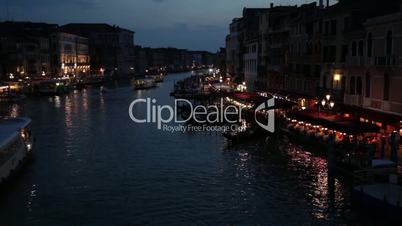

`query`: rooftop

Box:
[60,23,135,35]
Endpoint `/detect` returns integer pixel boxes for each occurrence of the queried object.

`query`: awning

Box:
[287,110,380,134]
[339,104,401,126]
[228,92,272,104]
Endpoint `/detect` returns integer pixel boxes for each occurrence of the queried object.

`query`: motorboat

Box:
[149,74,165,83]
[352,182,402,221]
[132,78,156,90]
[31,79,69,95]
[0,117,33,183]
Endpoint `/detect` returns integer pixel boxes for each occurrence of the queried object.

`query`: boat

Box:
[352,183,402,221]
[31,79,69,95]
[149,74,165,83]
[222,120,271,143]
[80,74,105,86]
[0,83,26,102]
[132,78,156,90]
[223,127,257,142]
[0,117,34,183]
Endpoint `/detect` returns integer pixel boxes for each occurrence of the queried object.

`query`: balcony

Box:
[374,56,400,66]
[344,94,363,107]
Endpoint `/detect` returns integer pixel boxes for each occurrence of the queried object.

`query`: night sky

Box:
[1,0,336,52]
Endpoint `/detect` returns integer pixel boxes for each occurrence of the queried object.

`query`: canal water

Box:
[0,72,390,225]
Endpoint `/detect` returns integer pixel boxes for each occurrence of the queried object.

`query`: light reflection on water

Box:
[284,143,346,220]
[0,73,391,225]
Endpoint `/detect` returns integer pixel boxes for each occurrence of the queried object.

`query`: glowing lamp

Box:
[333,74,341,81]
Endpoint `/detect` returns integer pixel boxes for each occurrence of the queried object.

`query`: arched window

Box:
[341,76,346,91]
[350,76,356,95]
[356,77,362,95]
[365,73,371,98]
[352,41,357,56]
[367,33,372,58]
[384,73,390,100]
[386,30,393,56]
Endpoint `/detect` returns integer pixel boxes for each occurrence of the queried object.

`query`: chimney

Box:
[270,3,274,8]
[326,0,329,7]
[319,0,324,8]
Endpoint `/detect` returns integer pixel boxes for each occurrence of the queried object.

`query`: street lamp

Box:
[321,99,326,108]
[321,94,335,111]
[242,82,247,92]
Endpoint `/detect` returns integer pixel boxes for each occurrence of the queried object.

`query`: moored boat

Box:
[31,79,69,95]
[149,74,165,83]
[0,117,34,183]
[132,78,156,90]
[352,183,402,221]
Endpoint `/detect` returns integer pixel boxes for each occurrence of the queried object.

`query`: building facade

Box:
[344,12,402,115]
[225,0,402,129]
[226,18,244,80]
[51,32,90,77]
[0,22,56,79]
[60,23,135,77]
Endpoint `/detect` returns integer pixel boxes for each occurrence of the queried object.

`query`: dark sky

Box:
[1,0,336,52]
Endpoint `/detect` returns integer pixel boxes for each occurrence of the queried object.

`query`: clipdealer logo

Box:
[254,98,275,133]
[128,98,275,133]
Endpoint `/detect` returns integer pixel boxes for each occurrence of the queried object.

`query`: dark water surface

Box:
[0,72,386,225]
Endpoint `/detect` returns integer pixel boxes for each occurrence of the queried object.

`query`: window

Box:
[341,76,346,91]
[295,64,300,73]
[344,17,350,32]
[330,20,337,35]
[384,73,390,100]
[315,65,321,77]
[386,30,393,56]
[350,77,356,94]
[358,40,364,56]
[341,45,348,62]
[318,20,323,34]
[351,42,357,56]
[303,65,311,77]
[252,45,257,53]
[325,21,329,35]
[367,33,372,58]
[329,45,337,62]
[365,73,371,98]
[306,42,312,55]
[356,77,362,95]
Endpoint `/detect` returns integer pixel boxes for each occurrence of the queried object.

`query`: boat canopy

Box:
[227,92,297,110]
[339,104,401,126]
[287,110,380,134]
[228,92,272,104]
[0,118,32,148]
